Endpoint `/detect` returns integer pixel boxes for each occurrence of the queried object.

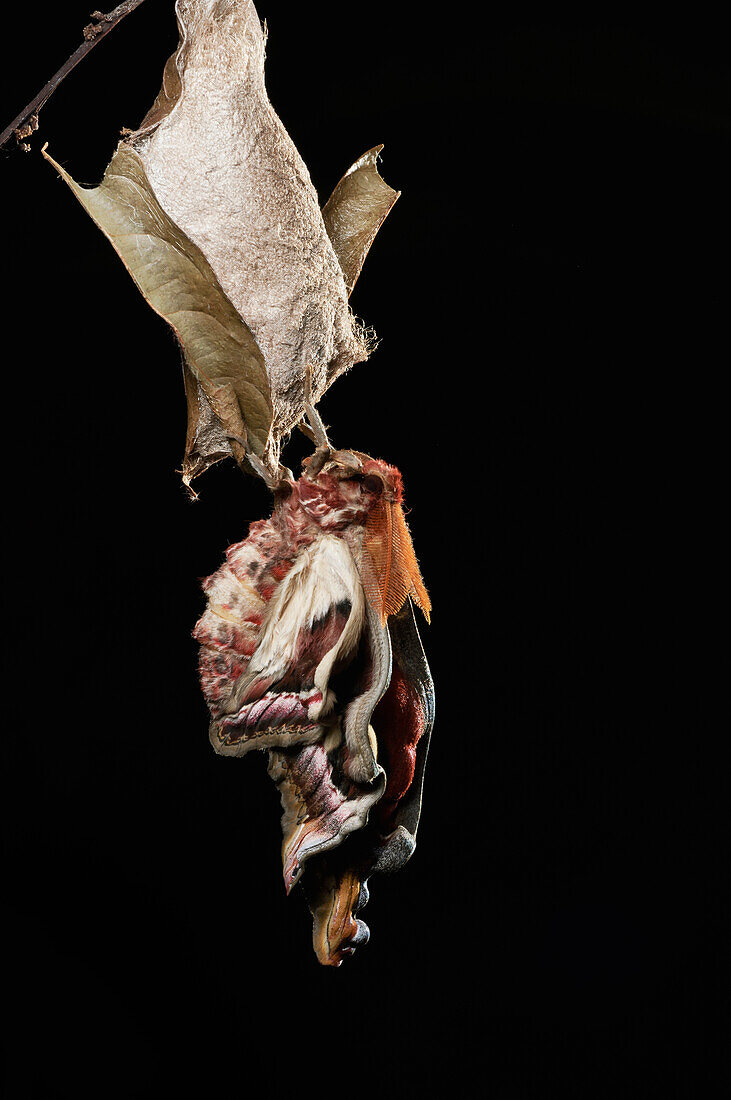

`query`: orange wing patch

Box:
[364,498,431,624]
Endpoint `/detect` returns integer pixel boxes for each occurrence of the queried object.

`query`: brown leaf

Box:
[323,145,401,297]
[43,142,273,471]
[181,359,236,488]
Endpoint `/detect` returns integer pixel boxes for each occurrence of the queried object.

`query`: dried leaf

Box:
[43,143,273,468]
[181,359,235,486]
[44,2,401,483]
[323,145,401,297]
[129,0,369,449]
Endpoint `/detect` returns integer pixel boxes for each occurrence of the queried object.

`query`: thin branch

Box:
[0,1,150,153]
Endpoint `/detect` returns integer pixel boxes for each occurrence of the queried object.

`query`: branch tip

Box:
[0,0,150,154]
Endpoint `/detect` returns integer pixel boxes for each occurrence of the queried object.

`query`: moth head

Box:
[297,451,431,624]
[298,450,392,519]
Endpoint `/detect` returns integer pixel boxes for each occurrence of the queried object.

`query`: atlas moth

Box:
[195,443,433,963]
[42,0,434,965]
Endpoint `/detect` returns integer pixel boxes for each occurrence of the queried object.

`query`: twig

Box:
[0,1,150,153]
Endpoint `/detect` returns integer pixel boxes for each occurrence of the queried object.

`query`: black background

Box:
[1,2,726,1095]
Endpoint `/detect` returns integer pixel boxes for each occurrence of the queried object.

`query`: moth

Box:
[195,449,433,962]
[43,0,434,964]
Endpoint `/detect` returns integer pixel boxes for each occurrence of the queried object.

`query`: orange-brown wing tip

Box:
[413,587,432,624]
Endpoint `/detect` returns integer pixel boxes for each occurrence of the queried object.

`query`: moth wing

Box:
[223,535,366,718]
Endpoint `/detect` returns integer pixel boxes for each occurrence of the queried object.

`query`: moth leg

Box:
[225,431,288,490]
[299,424,333,480]
[302,363,331,450]
[297,417,330,474]
[304,401,330,450]
[297,419,317,445]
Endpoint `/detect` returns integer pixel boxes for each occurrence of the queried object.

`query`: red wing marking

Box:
[371,661,425,820]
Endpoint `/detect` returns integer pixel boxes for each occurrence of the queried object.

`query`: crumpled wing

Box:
[205,532,367,757]
[298,598,434,965]
[270,600,393,964]
[370,597,435,869]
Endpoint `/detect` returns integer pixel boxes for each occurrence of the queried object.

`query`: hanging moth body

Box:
[194,450,433,964]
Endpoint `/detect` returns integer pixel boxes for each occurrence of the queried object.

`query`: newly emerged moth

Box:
[40,0,434,964]
[196,450,433,962]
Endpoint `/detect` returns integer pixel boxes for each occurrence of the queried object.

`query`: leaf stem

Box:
[0,0,149,153]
